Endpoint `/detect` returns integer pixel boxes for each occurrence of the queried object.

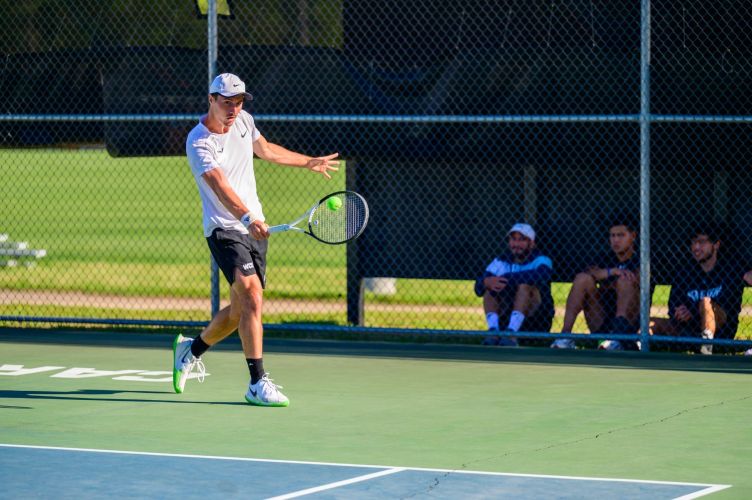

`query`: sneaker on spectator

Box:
[551,338,576,349]
[482,328,518,347]
[245,374,289,407]
[172,334,205,394]
[497,336,519,347]
[609,317,641,350]
[700,329,714,355]
[598,340,623,351]
[744,348,752,356]
[482,330,501,346]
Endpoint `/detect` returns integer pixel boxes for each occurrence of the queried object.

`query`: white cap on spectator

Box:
[507,222,535,241]
[209,73,253,100]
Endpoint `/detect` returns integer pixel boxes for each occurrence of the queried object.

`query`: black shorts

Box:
[206,228,268,288]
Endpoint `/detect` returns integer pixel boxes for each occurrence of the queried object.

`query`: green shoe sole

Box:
[244,395,289,407]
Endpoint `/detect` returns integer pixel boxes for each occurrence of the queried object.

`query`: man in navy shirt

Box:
[475,223,554,346]
[651,225,746,355]
[552,215,644,350]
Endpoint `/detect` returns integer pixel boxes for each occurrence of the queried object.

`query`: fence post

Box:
[639,0,652,351]
[208,0,221,318]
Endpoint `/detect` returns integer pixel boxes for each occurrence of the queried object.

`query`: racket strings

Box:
[311,193,368,244]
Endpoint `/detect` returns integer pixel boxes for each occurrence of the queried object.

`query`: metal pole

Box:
[208,0,220,317]
[639,0,651,351]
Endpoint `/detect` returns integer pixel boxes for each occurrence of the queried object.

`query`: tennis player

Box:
[175,73,339,406]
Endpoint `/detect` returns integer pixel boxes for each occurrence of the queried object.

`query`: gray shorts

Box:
[206,228,268,288]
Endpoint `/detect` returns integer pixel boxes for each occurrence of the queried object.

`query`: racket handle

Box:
[267,224,289,234]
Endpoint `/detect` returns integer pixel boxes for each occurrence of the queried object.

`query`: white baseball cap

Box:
[507,222,535,241]
[209,73,253,100]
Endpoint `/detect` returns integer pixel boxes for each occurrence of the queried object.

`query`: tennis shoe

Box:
[497,336,519,347]
[598,340,623,351]
[551,338,576,349]
[245,374,289,407]
[172,334,206,394]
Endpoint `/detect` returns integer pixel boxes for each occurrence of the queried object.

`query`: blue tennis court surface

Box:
[0,444,728,499]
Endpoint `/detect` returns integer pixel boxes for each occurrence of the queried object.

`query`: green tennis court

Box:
[1,329,750,498]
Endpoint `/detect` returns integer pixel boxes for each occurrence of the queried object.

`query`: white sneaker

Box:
[245,374,289,407]
[172,334,205,394]
[700,329,714,355]
[598,340,623,351]
[551,338,576,349]
[744,348,752,356]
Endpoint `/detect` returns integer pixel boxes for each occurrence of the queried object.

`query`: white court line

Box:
[0,443,731,497]
[266,467,405,500]
[674,485,734,500]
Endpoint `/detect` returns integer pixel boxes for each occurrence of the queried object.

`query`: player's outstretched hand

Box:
[306,153,340,179]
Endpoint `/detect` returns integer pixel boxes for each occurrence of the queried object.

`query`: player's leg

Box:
[698,298,727,355]
[506,283,541,331]
[482,291,506,345]
[508,284,546,347]
[561,272,603,332]
[231,270,265,360]
[553,273,602,348]
[511,284,542,317]
[611,274,639,332]
[200,303,240,345]
[173,303,240,393]
[230,239,288,407]
[483,292,503,331]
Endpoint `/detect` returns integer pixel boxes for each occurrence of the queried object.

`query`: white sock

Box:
[507,311,526,332]
[701,328,714,339]
[486,312,499,330]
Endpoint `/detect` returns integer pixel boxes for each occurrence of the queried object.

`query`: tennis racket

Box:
[267,191,369,244]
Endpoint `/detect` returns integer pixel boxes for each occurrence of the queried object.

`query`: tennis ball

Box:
[326,197,343,211]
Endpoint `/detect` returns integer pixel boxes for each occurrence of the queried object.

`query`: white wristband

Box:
[240,212,256,227]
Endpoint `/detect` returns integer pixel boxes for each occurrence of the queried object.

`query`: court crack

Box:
[401,393,752,499]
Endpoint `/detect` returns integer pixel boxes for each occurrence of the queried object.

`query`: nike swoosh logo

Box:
[233,83,240,87]
[248,387,257,398]
[241,130,247,137]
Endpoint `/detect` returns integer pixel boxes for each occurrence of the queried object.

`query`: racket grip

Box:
[267,224,289,234]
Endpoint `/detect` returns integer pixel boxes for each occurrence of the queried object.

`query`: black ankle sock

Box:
[247,358,265,384]
[190,336,210,358]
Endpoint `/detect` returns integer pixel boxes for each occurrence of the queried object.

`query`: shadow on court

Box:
[0,389,247,406]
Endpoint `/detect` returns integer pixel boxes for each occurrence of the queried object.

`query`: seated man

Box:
[651,225,746,355]
[551,215,646,350]
[475,223,554,346]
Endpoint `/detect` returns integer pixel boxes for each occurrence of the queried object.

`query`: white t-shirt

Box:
[186,110,263,237]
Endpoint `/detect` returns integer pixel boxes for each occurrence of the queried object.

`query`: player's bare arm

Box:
[674,305,692,322]
[202,168,269,239]
[484,276,508,292]
[253,135,340,178]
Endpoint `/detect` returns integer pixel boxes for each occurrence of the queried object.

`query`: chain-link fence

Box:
[1,1,750,354]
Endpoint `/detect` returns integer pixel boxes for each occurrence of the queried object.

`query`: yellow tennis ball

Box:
[326,197,343,211]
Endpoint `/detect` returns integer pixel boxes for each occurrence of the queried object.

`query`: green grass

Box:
[0,148,345,296]
[1,147,751,337]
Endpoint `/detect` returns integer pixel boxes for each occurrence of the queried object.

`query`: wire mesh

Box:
[0,1,750,354]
